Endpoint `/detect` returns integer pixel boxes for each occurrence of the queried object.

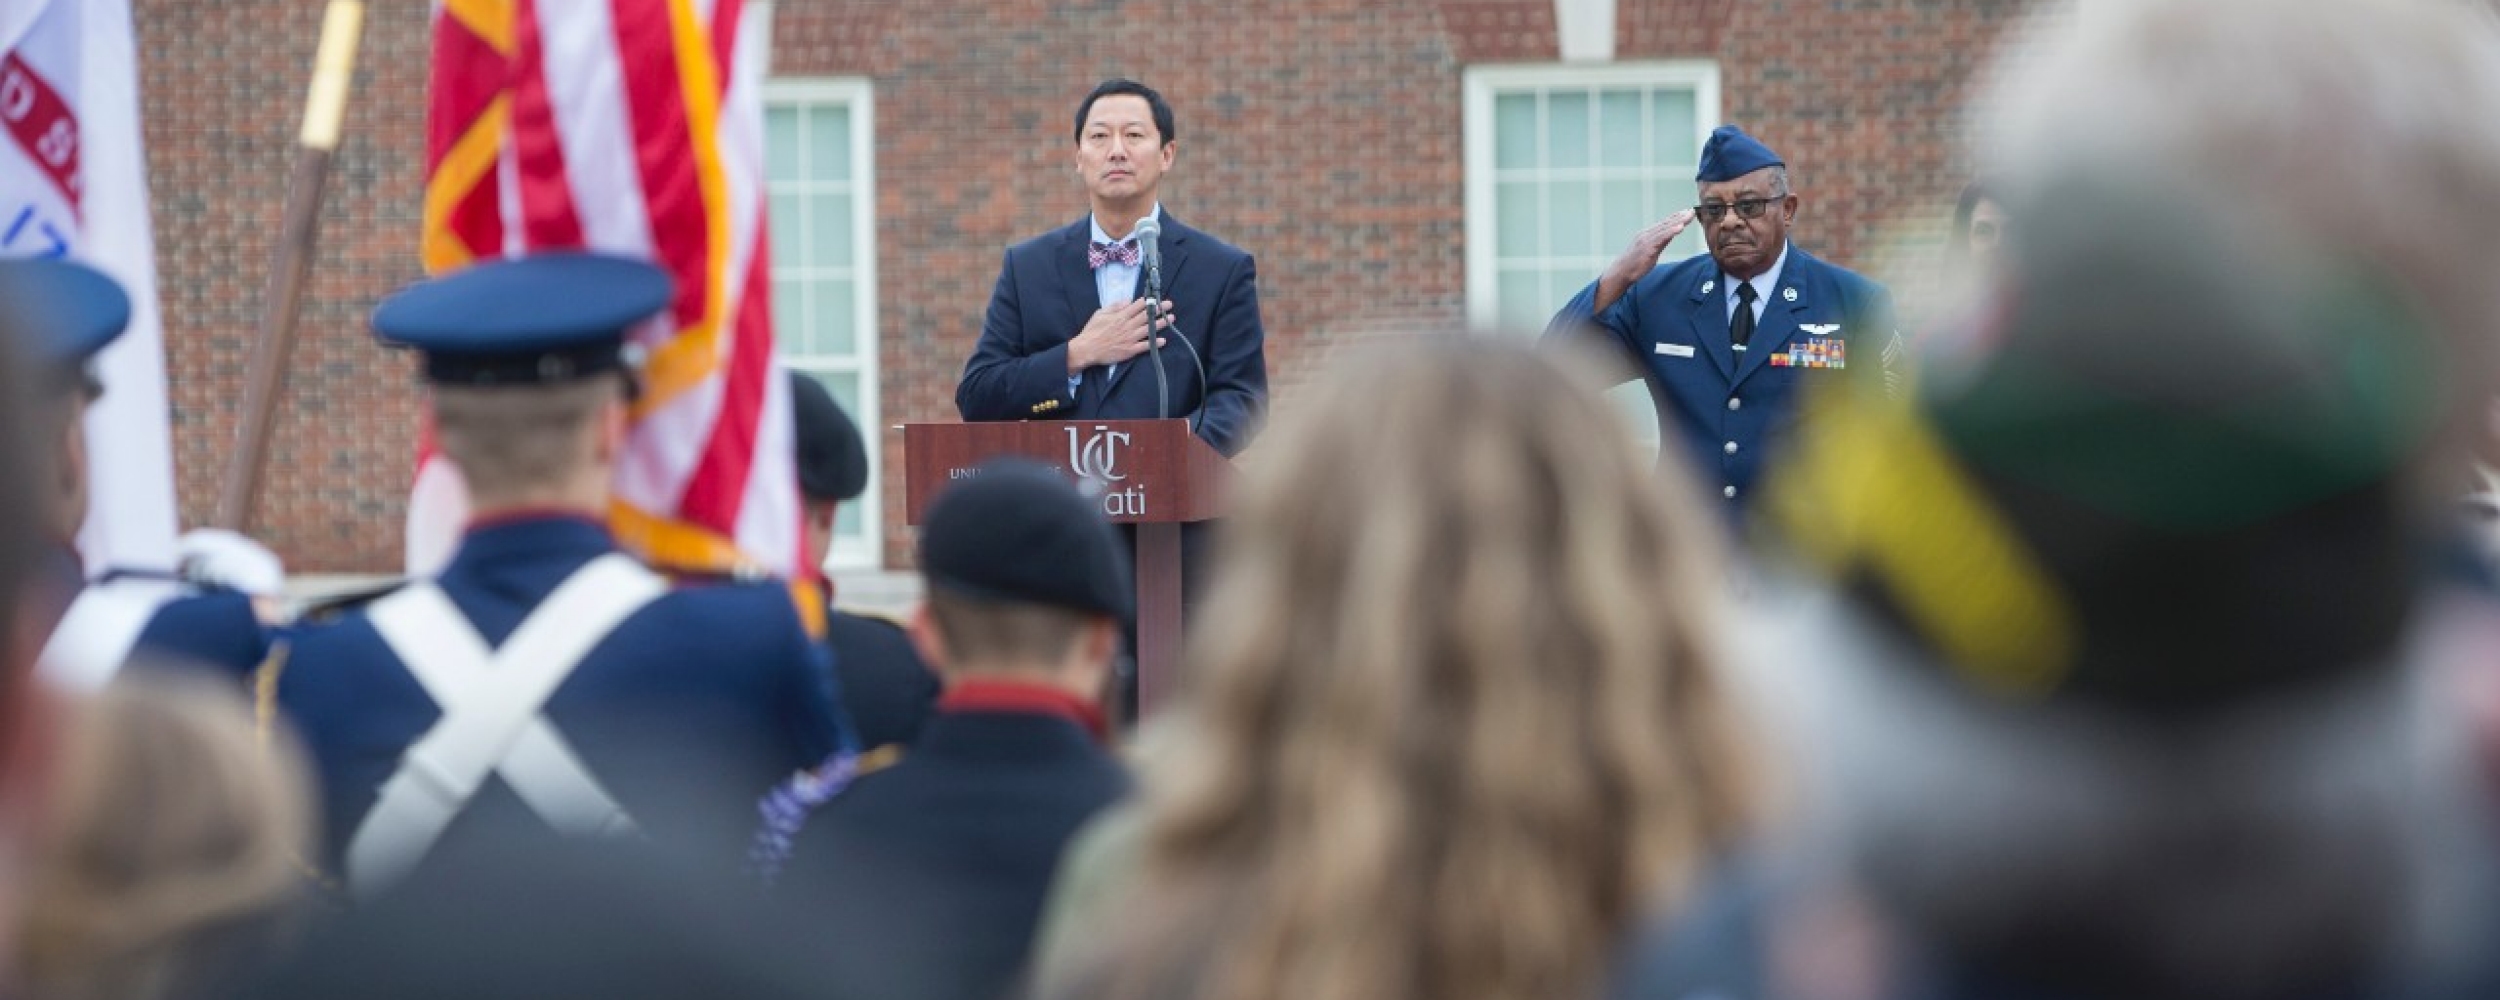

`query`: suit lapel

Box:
[1056,218,1100,341]
[1685,275,1736,383]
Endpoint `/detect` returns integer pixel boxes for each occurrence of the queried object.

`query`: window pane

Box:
[1652,89,1698,167]
[810,192,853,268]
[1598,89,1644,168]
[1496,267,1549,332]
[811,106,853,183]
[772,278,806,347]
[813,278,857,356]
[1495,181,1543,259]
[766,107,802,183]
[1549,179,1594,257]
[1493,93,1539,170]
[1655,177,1693,232]
[1547,91,1591,169]
[768,191,803,266]
[1597,179,1647,256]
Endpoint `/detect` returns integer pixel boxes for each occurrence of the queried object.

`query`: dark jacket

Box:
[782,682,1129,1000]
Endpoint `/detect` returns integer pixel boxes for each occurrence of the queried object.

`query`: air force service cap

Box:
[919,459,1132,622]
[371,253,673,385]
[0,257,131,370]
[1696,125,1784,183]
[789,371,869,503]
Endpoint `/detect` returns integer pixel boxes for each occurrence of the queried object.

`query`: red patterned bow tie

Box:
[1088,240,1139,269]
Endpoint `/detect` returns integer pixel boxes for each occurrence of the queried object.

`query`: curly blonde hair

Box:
[1096,336,1758,1000]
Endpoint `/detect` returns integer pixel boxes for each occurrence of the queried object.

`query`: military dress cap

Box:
[1696,125,1785,183]
[372,253,673,385]
[789,371,869,503]
[919,458,1131,621]
[0,257,130,368]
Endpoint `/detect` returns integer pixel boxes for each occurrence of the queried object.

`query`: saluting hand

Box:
[1066,299,1174,372]
[1594,209,1694,315]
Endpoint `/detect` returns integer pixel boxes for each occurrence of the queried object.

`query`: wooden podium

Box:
[901,419,1231,714]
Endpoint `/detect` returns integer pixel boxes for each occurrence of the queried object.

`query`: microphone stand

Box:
[1141,247,1171,422]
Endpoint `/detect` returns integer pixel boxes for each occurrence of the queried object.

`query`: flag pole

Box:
[215,0,364,531]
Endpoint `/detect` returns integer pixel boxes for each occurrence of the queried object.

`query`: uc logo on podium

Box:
[1067,424,1130,482]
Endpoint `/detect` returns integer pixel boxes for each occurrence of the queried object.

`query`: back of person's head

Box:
[916,459,1130,674]
[1752,172,2470,1000]
[1093,338,1755,1000]
[429,377,622,506]
[19,675,317,1000]
[1976,0,2500,460]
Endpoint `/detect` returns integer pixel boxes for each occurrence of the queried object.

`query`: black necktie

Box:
[1731,281,1757,349]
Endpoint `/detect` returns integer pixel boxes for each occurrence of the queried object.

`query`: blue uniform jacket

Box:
[956,211,1269,458]
[36,544,270,683]
[276,516,844,873]
[1546,245,1897,507]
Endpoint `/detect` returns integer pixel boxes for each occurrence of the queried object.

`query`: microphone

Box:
[1133,216,1171,421]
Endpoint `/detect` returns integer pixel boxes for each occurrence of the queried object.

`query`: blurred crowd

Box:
[9,1,2500,999]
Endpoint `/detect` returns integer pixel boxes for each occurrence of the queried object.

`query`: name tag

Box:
[1654,343,1697,358]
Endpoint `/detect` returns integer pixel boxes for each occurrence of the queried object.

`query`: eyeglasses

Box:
[1695,197,1780,225]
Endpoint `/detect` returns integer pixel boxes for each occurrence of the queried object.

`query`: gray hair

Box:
[1974,0,2500,385]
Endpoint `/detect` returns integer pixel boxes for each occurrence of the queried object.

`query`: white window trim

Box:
[1461,61,1721,330]
[765,76,883,570]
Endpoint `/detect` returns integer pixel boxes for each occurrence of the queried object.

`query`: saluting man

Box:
[1546,125,1901,518]
[7,258,273,689]
[272,253,845,897]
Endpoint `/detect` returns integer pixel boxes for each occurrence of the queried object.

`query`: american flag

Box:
[407,0,800,579]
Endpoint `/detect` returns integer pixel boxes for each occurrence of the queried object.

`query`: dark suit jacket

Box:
[1546,244,1898,508]
[781,703,1129,1000]
[956,211,1268,457]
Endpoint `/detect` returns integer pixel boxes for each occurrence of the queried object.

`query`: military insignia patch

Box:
[1769,336,1848,369]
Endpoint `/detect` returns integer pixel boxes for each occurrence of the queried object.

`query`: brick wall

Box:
[141,0,431,572]
[138,0,2034,571]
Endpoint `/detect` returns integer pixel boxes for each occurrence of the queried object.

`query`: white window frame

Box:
[765,77,882,570]
[1461,61,1722,330]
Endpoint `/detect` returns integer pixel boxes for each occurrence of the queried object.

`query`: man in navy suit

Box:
[273,253,845,898]
[956,78,1268,458]
[781,459,1130,1000]
[4,258,273,690]
[1547,125,1899,515]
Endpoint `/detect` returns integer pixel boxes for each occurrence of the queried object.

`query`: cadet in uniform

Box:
[6,258,272,689]
[1545,125,1900,517]
[780,460,1131,1000]
[788,371,939,756]
[272,253,844,898]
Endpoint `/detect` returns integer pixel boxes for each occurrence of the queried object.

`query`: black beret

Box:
[788,371,869,502]
[919,459,1131,621]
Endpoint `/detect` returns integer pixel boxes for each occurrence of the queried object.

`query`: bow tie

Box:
[1088,240,1139,269]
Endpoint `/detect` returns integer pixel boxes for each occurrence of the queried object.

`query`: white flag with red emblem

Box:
[0,0,178,575]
